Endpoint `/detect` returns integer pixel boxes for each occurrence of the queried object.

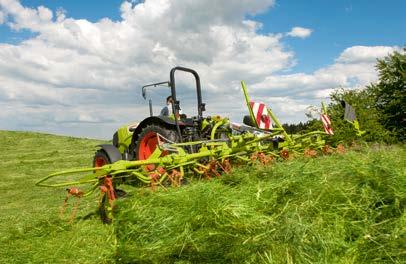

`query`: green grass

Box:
[115,145,406,263]
[0,130,115,263]
[0,130,405,263]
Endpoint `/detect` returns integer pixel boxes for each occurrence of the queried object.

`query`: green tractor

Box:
[93,66,227,170]
[92,66,240,222]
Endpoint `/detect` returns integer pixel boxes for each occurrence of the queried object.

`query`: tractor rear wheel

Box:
[135,125,178,161]
[93,150,114,224]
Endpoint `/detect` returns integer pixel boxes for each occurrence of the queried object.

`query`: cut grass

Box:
[0,131,115,263]
[0,130,405,263]
[115,145,406,263]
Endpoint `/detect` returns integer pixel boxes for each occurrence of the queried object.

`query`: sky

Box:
[0,0,404,139]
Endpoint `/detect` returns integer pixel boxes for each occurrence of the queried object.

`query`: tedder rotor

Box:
[37,66,336,223]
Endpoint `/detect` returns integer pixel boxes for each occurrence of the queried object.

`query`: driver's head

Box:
[166,96,173,105]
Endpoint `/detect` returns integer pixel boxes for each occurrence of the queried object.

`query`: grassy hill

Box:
[0,130,404,263]
[0,131,115,263]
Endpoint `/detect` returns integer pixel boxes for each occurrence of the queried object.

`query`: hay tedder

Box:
[37,66,337,223]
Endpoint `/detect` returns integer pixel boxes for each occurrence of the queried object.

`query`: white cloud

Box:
[0,0,286,89]
[336,45,398,64]
[0,0,287,138]
[286,27,313,39]
[0,0,399,138]
[314,88,334,99]
[252,46,401,101]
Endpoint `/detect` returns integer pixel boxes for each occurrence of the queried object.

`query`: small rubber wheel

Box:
[93,149,110,167]
[93,150,114,224]
[135,125,178,161]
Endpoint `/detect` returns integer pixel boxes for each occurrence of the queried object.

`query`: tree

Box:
[282,121,310,135]
[369,47,406,141]
[326,88,392,144]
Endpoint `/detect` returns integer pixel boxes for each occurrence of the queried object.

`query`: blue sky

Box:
[0,0,404,138]
[256,0,406,73]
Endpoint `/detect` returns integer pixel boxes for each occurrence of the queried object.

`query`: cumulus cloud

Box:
[286,26,313,38]
[336,45,398,64]
[252,45,400,102]
[0,0,399,138]
[0,0,287,90]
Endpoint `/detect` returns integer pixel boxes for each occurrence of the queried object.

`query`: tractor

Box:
[92,66,240,221]
[92,66,232,173]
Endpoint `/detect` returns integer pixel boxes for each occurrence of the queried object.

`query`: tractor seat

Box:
[179,117,195,127]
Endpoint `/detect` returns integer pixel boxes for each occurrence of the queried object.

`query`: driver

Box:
[160,96,173,116]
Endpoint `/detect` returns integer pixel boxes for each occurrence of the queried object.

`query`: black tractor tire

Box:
[134,124,179,160]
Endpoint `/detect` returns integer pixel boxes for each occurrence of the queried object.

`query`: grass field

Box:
[0,130,115,263]
[0,130,405,263]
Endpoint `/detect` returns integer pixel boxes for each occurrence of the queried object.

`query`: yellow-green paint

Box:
[116,123,136,153]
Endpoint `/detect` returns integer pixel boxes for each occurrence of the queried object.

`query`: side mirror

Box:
[142,87,147,100]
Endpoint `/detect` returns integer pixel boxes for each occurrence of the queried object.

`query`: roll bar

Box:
[141,66,206,142]
[169,66,205,121]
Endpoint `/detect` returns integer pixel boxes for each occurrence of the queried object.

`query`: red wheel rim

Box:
[94,157,107,167]
[138,131,159,160]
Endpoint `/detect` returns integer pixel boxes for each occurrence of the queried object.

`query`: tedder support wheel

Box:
[135,124,179,161]
[93,149,111,168]
[93,150,114,224]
